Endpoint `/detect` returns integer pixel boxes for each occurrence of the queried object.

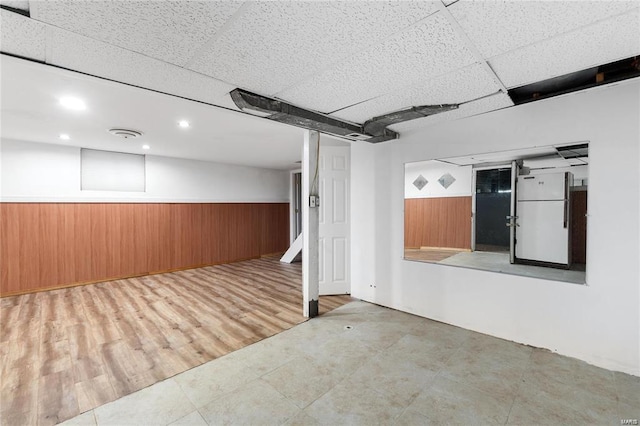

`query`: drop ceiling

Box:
[1,0,638,167]
[0,55,307,169]
[439,144,589,169]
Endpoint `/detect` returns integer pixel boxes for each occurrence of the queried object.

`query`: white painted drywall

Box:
[404,160,472,199]
[350,79,640,376]
[0,139,289,202]
[80,149,145,192]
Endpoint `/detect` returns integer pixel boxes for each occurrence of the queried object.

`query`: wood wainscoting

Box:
[571,190,587,264]
[0,203,289,296]
[404,197,472,250]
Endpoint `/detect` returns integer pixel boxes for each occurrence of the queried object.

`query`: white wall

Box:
[404,160,472,199]
[350,79,640,376]
[0,139,289,202]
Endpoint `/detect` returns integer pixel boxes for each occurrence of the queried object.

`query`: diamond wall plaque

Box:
[438,173,456,189]
[413,175,428,190]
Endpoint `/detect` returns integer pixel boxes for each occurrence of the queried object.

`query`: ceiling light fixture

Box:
[178,120,190,128]
[59,96,86,111]
[142,144,150,150]
[59,133,70,140]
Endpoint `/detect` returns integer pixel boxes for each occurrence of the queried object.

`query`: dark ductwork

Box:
[230,88,459,143]
[363,105,458,142]
[0,4,30,17]
[556,143,588,159]
[230,89,379,141]
[508,56,640,105]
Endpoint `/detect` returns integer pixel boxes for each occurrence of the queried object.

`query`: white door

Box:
[318,146,350,295]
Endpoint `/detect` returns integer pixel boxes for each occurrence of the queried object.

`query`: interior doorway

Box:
[474,167,512,253]
[293,171,302,240]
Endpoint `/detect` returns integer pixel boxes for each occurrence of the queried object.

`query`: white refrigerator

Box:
[515,172,573,267]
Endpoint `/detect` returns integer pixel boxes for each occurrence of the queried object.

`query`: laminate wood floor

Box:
[404,248,462,263]
[0,256,352,426]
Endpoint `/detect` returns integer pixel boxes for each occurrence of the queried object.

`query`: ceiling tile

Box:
[0,10,46,61]
[332,63,500,123]
[524,156,573,169]
[30,0,243,67]
[450,0,638,59]
[276,13,478,114]
[443,146,559,166]
[388,92,514,134]
[567,158,588,166]
[46,26,235,107]
[188,1,441,96]
[490,8,640,88]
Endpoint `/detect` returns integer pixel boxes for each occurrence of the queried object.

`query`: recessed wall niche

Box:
[404,143,589,284]
[81,148,145,192]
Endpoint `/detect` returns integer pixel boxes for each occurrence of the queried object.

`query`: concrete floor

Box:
[60,301,638,426]
[407,250,586,284]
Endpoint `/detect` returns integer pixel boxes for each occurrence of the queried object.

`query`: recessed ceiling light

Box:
[142,144,150,150]
[59,96,87,111]
[59,133,70,140]
[178,120,190,128]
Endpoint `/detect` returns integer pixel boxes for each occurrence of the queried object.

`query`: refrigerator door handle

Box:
[563,172,569,228]
[505,215,519,227]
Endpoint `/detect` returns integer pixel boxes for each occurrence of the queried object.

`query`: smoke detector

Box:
[108,128,143,139]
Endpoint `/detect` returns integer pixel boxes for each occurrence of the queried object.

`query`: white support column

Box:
[302,130,320,318]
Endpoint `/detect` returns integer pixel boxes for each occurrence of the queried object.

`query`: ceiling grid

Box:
[436,1,508,94]
[44,25,236,106]
[187,1,443,96]
[181,1,256,70]
[275,12,479,113]
[269,1,443,98]
[29,0,245,68]
[1,0,639,165]
[488,7,640,88]
[0,9,45,60]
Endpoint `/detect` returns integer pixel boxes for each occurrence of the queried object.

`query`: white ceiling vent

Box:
[345,133,370,141]
[108,128,143,139]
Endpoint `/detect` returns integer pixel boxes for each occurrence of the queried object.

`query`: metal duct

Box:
[230,89,459,144]
[556,143,588,159]
[230,89,383,142]
[363,104,458,141]
[508,56,640,105]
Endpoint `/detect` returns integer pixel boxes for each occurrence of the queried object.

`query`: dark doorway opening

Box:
[293,172,302,239]
[475,168,511,252]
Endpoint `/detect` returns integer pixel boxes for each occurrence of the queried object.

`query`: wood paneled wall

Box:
[0,203,289,296]
[571,190,587,264]
[404,197,472,250]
